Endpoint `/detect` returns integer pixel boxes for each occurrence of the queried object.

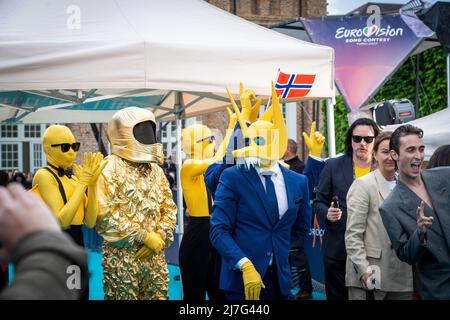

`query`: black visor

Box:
[133,120,157,144]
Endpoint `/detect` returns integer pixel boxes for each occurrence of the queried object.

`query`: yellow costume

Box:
[31,125,105,300]
[216,83,325,300]
[178,90,251,299]
[180,84,261,216]
[96,107,177,300]
[32,125,105,232]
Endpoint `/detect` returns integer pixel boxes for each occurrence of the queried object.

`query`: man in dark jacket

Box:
[380,125,450,300]
[0,183,88,300]
[283,139,306,174]
[314,118,379,300]
[283,139,311,299]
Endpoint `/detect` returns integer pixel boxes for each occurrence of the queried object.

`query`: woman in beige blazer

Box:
[345,131,413,300]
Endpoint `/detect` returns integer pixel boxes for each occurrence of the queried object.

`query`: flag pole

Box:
[267,68,281,110]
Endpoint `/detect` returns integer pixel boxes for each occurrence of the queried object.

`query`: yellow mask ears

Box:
[230,82,288,162]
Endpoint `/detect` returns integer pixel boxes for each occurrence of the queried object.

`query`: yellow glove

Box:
[136,246,154,260]
[239,82,262,123]
[302,121,325,158]
[242,261,265,300]
[73,152,107,186]
[143,231,165,254]
[226,107,238,130]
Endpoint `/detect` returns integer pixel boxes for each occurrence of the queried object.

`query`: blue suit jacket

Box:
[205,156,325,200]
[209,164,312,296]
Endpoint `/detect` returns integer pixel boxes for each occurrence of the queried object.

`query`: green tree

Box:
[322,46,447,157]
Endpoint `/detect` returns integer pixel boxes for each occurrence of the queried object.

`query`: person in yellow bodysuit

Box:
[96,107,177,300]
[32,125,106,299]
[32,125,105,236]
[178,90,253,300]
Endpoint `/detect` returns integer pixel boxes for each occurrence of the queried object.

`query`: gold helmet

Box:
[108,107,164,164]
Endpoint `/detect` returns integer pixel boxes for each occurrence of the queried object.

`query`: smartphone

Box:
[332,196,339,209]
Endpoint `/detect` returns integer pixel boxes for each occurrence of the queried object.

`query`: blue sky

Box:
[327,0,409,15]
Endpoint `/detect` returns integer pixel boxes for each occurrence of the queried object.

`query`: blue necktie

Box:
[263,173,279,223]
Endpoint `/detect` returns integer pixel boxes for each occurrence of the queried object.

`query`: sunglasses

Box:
[51,142,81,152]
[196,136,215,144]
[352,135,375,144]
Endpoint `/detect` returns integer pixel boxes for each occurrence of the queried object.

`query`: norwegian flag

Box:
[275,70,316,99]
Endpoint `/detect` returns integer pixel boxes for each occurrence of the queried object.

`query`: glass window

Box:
[33,143,43,170]
[24,124,42,138]
[171,121,177,133]
[0,125,18,138]
[163,142,168,157]
[0,143,19,171]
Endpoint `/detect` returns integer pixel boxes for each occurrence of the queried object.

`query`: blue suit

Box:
[206,156,325,200]
[209,164,312,297]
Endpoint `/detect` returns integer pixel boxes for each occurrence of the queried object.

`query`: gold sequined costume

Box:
[97,107,177,300]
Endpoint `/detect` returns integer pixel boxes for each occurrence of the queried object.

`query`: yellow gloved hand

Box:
[242,261,265,300]
[226,107,238,130]
[239,82,262,123]
[302,121,325,158]
[73,152,107,186]
[143,231,165,254]
[136,246,154,260]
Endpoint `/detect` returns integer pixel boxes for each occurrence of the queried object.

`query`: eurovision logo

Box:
[335,23,404,45]
[363,24,378,37]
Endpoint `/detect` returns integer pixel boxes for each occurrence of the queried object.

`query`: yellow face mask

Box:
[181,124,216,160]
[108,107,164,164]
[229,83,287,167]
[42,125,78,169]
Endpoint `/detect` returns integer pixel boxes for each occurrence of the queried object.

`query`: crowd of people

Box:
[0,170,34,190]
[318,122,450,300]
[0,86,449,300]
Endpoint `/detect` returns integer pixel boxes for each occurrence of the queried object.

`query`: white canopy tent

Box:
[0,0,334,115]
[0,0,336,258]
[385,107,450,160]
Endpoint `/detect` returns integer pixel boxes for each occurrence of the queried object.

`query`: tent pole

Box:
[415,54,420,115]
[174,92,184,246]
[326,98,336,157]
[447,53,450,108]
[174,91,184,298]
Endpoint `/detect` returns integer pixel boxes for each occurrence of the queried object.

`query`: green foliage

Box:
[322,46,447,157]
[321,97,349,156]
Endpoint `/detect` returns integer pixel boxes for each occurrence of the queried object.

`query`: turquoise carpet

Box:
[88,250,182,300]
[9,250,324,300]
[88,250,325,300]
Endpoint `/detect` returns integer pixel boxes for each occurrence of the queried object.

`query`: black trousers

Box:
[290,239,312,293]
[179,216,225,301]
[64,225,89,300]
[323,257,348,300]
[0,265,8,290]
